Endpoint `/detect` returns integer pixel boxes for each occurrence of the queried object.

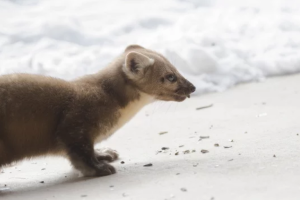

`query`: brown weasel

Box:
[0,45,195,177]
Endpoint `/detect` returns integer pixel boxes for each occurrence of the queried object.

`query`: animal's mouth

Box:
[172,94,190,102]
[172,90,192,102]
[156,92,192,102]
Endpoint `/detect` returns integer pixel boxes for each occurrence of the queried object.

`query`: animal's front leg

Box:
[64,139,116,177]
[56,106,117,177]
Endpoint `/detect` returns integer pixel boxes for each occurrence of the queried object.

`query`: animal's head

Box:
[122,45,196,102]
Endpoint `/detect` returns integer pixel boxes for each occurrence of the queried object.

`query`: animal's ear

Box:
[123,51,154,76]
[124,44,145,52]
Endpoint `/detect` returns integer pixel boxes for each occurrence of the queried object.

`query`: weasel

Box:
[0,45,195,176]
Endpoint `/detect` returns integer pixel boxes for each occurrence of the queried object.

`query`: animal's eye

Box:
[166,74,177,82]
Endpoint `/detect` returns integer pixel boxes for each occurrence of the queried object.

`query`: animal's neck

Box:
[116,92,153,128]
[100,65,140,108]
[92,65,154,142]
[76,59,155,143]
[76,59,141,108]
[98,66,154,118]
[94,91,153,143]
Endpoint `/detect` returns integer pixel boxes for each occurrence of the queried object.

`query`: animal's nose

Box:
[189,84,196,93]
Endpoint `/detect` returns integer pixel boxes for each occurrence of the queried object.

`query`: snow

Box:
[1,0,300,94]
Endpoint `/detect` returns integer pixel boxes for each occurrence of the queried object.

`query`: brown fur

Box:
[0,45,195,176]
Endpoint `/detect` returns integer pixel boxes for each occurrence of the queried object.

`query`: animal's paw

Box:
[95,148,119,162]
[94,162,116,176]
[81,161,116,177]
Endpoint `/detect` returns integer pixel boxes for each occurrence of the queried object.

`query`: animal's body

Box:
[0,45,195,176]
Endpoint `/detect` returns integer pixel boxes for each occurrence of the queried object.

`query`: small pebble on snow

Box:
[200,136,210,139]
[180,188,187,192]
[201,149,209,154]
[183,150,190,154]
[144,163,153,167]
[196,104,213,110]
[159,131,168,135]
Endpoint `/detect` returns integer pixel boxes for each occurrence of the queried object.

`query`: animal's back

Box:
[0,74,74,164]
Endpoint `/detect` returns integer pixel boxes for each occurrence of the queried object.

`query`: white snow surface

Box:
[1,0,300,94]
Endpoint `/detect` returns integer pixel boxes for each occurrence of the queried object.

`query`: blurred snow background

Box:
[1,0,300,94]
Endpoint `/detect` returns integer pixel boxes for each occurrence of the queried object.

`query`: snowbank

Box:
[1,0,300,94]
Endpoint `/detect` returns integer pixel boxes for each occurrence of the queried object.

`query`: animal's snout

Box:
[175,81,196,97]
[189,84,196,93]
[185,80,196,94]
